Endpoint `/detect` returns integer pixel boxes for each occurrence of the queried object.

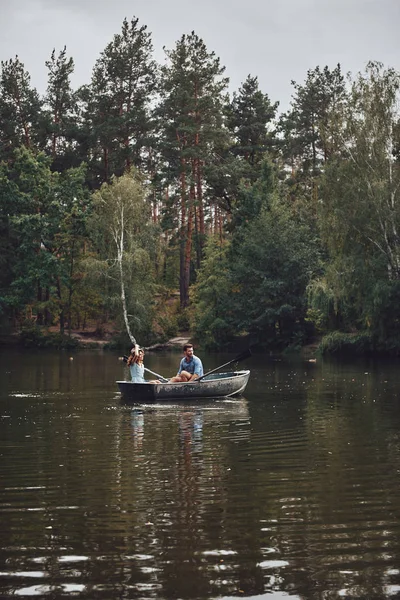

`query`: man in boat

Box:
[170,343,204,382]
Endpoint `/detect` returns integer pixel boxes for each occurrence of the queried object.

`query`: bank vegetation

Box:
[1,18,400,355]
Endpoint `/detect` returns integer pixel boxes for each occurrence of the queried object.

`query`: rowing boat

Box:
[116,370,250,402]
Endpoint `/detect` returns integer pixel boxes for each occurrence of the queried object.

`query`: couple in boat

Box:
[127,343,203,384]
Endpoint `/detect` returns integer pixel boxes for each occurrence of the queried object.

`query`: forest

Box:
[1,16,400,355]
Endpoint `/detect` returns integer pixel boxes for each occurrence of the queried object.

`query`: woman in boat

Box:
[127,345,160,383]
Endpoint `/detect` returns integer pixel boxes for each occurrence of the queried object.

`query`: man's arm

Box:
[190,356,203,380]
[177,358,184,376]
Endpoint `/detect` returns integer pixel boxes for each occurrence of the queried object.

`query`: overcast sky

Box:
[0,0,399,113]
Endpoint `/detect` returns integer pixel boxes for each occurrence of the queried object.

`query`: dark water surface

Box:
[1,349,400,600]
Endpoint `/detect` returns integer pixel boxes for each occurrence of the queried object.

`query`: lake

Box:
[1,348,400,599]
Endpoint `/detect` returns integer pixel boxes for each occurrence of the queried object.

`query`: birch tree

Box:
[316,62,400,336]
[89,173,157,344]
[321,62,400,279]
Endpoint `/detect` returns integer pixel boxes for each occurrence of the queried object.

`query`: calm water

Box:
[1,349,400,600]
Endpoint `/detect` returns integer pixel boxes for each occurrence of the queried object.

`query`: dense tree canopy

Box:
[0,17,399,355]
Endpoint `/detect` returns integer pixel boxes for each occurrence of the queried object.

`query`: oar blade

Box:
[197,347,252,382]
[234,348,252,362]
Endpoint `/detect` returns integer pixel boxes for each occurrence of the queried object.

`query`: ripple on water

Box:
[2,354,400,599]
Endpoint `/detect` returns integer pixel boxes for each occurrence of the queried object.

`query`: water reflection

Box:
[2,350,400,598]
[131,409,145,449]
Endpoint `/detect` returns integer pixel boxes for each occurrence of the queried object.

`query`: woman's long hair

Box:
[127,348,144,366]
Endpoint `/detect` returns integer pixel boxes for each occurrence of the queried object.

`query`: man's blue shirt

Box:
[178,355,203,377]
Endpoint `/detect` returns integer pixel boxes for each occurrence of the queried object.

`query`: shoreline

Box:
[0,330,191,351]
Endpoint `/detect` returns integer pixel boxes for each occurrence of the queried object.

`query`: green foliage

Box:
[156,31,229,305]
[280,64,346,176]
[230,159,275,230]
[0,147,90,330]
[319,331,374,356]
[155,313,178,340]
[316,62,400,341]
[192,235,234,349]
[18,324,80,349]
[0,56,43,160]
[0,29,399,357]
[87,172,159,343]
[193,162,321,350]
[69,285,103,329]
[365,280,400,341]
[307,278,342,332]
[231,201,319,348]
[81,17,157,185]
[176,308,191,332]
[147,291,179,341]
[226,75,278,172]
[224,159,321,349]
[43,46,79,172]
[278,64,347,231]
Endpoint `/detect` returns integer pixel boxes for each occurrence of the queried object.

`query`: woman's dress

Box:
[130,362,145,383]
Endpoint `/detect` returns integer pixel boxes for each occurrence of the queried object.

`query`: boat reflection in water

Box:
[128,398,250,454]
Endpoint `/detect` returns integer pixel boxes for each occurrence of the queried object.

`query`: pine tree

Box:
[157,32,228,307]
[43,46,78,171]
[82,17,157,187]
[227,75,278,174]
[279,64,346,217]
[0,56,42,160]
[205,75,278,231]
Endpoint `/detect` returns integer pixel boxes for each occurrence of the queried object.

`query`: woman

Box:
[127,345,160,383]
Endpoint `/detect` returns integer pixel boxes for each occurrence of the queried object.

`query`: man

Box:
[170,343,204,382]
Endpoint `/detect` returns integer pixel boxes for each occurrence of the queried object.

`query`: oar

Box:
[122,356,169,383]
[197,348,252,382]
[144,367,169,383]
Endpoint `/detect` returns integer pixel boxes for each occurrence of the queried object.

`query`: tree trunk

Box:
[103,147,109,182]
[67,242,75,334]
[52,99,60,157]
[44,286,51,326]
[36,283,43,326]
[179,158,188,308]
[14,88,31,148]
[194,203,201,269]
[182,189,194,308]
[115,208,137,346]
[56,277,65,334]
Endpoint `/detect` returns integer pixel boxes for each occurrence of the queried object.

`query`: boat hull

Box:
[116,370,250,403]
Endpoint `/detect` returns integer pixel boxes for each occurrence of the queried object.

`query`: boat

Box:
[116,370,250,402]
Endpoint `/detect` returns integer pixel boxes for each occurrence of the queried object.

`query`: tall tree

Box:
[227,75,278,175]
[43,46,78,171]
[88,173,159,344]
[82,17,157,187]
[279,64,346,220]
[193,161,319,349]
[316,62,400,339]
[0,147,89,331]
[157,32,228,306]
[230,198,318,349]
[205,76,279,231]
[192,235,233,349]
[0,56,42,160]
